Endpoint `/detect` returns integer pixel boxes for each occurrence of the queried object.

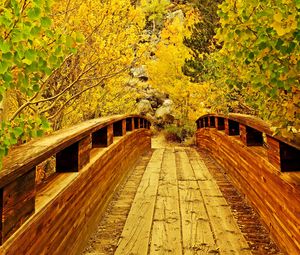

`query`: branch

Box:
[48,66,130,120]
[9,54,74,121]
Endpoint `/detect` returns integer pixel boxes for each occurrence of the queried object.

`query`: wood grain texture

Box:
[115,149,164,255]
[1,115,150,189]
[178,148,250,254]
[196,128,300,254]
[0,129,151,255]
[196,113,300,149]
[1,169,36,244]
[150,148,182,255]
[78,135,92,170]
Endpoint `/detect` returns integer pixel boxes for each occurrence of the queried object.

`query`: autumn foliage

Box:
[0,0,299,167]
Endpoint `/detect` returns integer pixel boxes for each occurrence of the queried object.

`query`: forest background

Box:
[0,0,299,168]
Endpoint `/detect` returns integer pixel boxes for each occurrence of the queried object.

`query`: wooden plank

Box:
[1,169,36,243]
[186,149,251,255]
[178,180,217,254]
[175,148,195,180]
[175,148,218,254]
[150,148,182,255]
[115,149,164,255]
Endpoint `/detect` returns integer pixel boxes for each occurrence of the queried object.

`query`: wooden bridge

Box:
[0,114,299,254]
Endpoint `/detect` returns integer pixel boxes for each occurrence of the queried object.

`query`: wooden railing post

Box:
[122,119,126,135]
[1,169,36,243]
[78,135,92,170]
[107,124,113,145]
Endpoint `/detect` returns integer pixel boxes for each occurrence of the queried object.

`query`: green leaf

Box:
[37,130,44,137]
[13,127,23,138]
[0,40,11,54]
[0,61,9,74]
[41,17,52,28]
[248,52,255,60]
[33,84,39,92]
[31,26,41,36]
[22,58,32,65]
[25,49,37,61]
[66,35,74,47]
[27,7,41,19]
[75,32,85,43]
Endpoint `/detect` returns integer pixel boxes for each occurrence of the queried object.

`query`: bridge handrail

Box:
[1,114,150,188]
[196,113,299,173]
[0,114,150,245]
[196,113,300,150]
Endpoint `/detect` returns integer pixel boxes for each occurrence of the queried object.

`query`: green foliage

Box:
[0,0,76,168]
[185,0,300,141]
[164,122,196,142]
[183,0,223,82]
[141,0,170,30]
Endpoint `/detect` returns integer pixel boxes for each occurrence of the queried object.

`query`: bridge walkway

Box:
[82,136,281,255]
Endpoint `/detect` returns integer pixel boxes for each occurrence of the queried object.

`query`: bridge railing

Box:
[196,113,300,172]
[196,113,300,254]
[0,114,150,247]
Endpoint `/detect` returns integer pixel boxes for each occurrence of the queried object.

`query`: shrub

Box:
[164,122,196,143]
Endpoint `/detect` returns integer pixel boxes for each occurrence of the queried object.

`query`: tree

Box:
[0,0,76,168]
[0,0,146,168]
[189,0,300,141]
[182,0,223,82]
[146,8,208,121]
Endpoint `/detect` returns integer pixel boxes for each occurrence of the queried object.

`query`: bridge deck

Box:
[82,138,281,255]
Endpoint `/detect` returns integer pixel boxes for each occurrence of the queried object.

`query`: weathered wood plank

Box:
[178,180,217,254]
[186,148,251,255]
[150,148,182,255]
[115,149,164,255]
[175,148,195,181]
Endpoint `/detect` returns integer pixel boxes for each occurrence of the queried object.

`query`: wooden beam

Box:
[1,169,36,244]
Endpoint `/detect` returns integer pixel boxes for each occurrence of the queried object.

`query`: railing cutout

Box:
[209,117,215,127]
[56,142,79,172]
[204,117,209,127]
[134,118,139,129]
[113,120,125,137]
[216,117,225,130]
[267,136,300,172]
[240,125,263,146]
[225,119,240,136]
[126,118,133,131]
[92,126,110,148]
